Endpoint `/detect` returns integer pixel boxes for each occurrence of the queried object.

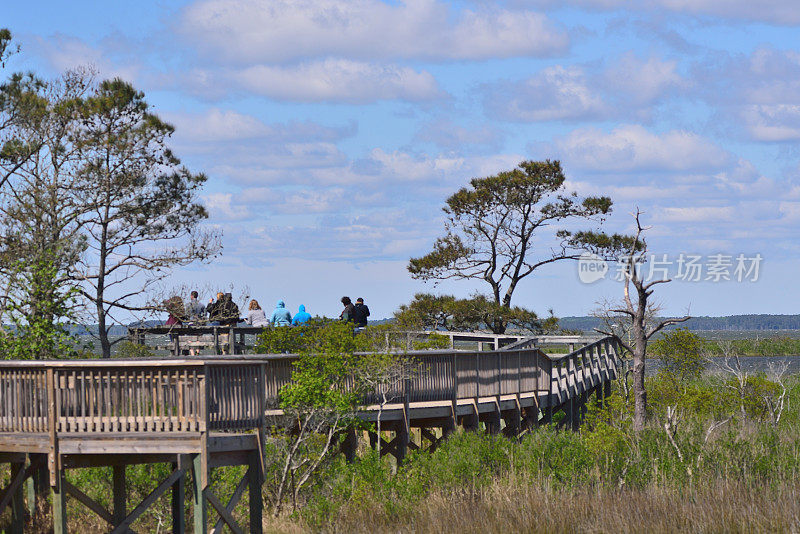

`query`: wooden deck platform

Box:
[0,337,621,532]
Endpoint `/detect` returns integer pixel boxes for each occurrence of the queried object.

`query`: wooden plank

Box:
[52,468,67,534]
[249,451,263,534]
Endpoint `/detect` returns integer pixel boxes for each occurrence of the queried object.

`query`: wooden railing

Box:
[0,337,621,436]
[0,360,266,436]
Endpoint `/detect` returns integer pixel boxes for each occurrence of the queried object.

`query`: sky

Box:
[4,0,800,320]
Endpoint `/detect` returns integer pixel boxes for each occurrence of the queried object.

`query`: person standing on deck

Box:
[218,293,240,327]
[164,296,186,326]
[185,290,205,323]
[340,296,356,322]
[353,297,370,327]
[271,300,293,326]
[207,292,225,325]
[293,304,312,325]
[246,300,269,327]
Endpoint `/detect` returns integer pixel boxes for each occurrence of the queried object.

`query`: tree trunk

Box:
[492,319,506,335]
[97,299,110,358]
[632,302,648,431]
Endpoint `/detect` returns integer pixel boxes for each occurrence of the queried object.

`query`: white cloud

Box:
[554,125,731,172]
[658,206,735,223]
[484,55,684,123]
[203,192,252,221]
[739,105,800,142]
[415,119,504,153]
[31,33,142,82]
[180,0,568,63]
[521,0,800,25]
[231,60,443,103]
[166,109,356,143]
[485,66,606,122]
[603,54,684,106]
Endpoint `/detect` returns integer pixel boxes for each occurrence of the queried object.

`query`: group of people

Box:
[164,292,370,328]
[244,300,312,327]
[339,296,370,328]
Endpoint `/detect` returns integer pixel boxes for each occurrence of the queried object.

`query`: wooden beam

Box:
[205,489,244,534]
[341,427,357,463]
[64,479,114,525]
[210,467,250,534]
[0,456,42,516]
[112,467,186,533]
[10,461,25,533]
[52,468,68,534]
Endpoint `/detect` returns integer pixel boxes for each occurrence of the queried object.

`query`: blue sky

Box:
[5,0,800,320]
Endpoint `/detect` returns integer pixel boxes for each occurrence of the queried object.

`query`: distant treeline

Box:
[559,314,800,333]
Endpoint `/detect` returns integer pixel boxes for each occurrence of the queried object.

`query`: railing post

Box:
[450,352,458,432]
[47,368,57,487]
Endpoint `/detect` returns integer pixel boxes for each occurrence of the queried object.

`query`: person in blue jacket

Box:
[271,300,292,326]
[293,304,312,325]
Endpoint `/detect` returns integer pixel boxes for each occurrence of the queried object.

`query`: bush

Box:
[651,328,706,385]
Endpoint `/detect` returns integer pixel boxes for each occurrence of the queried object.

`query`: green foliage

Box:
[115,341,155,359]
[394,292,559,334]
[651,328,706,385]
[413,332,450,350]
[702,336,800,357]
[0,256,82,360]
[723,373,781,420]
[292,373,800,530]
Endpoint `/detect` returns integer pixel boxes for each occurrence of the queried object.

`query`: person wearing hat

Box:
[353,297,370,328]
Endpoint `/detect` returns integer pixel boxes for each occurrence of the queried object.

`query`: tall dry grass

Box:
[306,477,800,533]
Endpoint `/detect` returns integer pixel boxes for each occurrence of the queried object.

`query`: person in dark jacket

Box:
[206,292,225,325]
[339,296,356,322]
[218,293,240,326]
[353,297,370,327]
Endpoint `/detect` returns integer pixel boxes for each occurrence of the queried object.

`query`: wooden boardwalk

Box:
[0,336,620,532]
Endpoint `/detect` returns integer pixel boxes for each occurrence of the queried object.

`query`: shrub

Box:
[651,328,706,385]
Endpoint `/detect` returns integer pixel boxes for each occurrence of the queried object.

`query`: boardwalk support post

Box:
[113,465,126,527]
[192,454,207,534]
[51,468,67,534]
[249,450,263,534]
[172,459,185,534]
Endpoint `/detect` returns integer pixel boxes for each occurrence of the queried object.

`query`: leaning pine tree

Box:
[408,160,613,334]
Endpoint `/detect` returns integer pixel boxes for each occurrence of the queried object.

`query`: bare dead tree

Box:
[765,360,789,427]
[714,340,750,420]
[663,404,731,483]
[584,209,690,431]
[359,354,418,456]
